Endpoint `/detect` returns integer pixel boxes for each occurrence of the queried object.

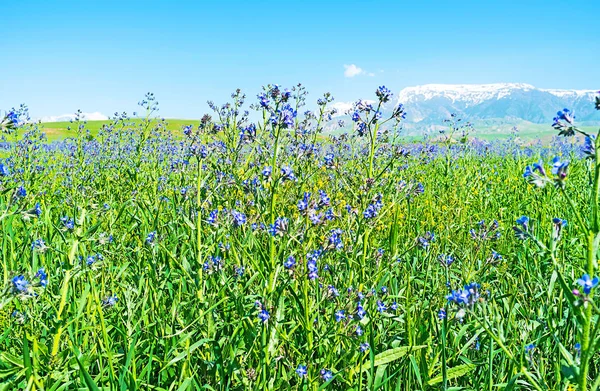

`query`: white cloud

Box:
[344,64,364,78]
[38,112,109,123]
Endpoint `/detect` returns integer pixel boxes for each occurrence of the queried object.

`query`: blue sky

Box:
[1,0,598,119]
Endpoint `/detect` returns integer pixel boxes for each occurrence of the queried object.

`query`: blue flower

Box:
[258,309,270,323]
[103,295,118,307]
[296,364,307,378]
[146,231,156,244]
[297,192,311,213]
[359,342,370,352]
[375,86,393,103]
[327,229,344,250]
[551,156,569,179]
[62,217,75,230]
[284,256,296,269]
[438,308,447,320]
[525,343,535,354]
[320,369,333,382]
[12,275,29,293]
[231,210,247,227]
[35,268,48,287]
[262,166,272,178]
[356,302,366,319]
[334,310,346,322]
[577,274,599,295]
[376,300,387,313]
[324,153,335,167]
[0,163,9,176]
[268,216,289,237]
[15,186,26,198]
[281,166,296,182]
[207,209,218,225]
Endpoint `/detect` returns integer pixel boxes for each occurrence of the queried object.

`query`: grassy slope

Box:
[37,119,598,142]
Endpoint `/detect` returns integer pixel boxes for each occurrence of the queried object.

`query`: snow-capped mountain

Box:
[38,112,108,123]
[395,83,599,125]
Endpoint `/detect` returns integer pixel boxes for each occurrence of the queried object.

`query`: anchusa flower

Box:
[146,231,157,245]
[469,219,500,241]
[296,365,307,378]
[582,135,595,158]
[261,166,272,178]
[438,254,455,267]
[35,268,48,287]
[356,302,366,319]
[103,295,118,307]
[363,194,383,219]
[552,108,576,136]
[551,156,569,181]
[207,209,218,225]
[324,153,335,167]
[446,282,481,308]
[258,309,270,323]
[576,274,599,295]
[359,342,370,352]
[11,275,30,294]
[327,228,344,250]
[269,216,289,237]
[31,238,48,252]
[375,85,392,103]
[297,192,311,213]
[284,255,296,269]
[317,190,330,209]
[320,369,333,382]
[231,210,247,227]
[281,166,296,182]
[0,162,9,176]
[306,249,322,280]
[513,216,530,240]
[334,310,346,322]
[418,231,435,248]
[15,186,26,199]
[376,300,387,313]
[552,218,567,241]
[62,217,75,231]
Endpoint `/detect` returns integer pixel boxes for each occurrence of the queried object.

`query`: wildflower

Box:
[297,192,311,213]
[356,302,366,319]
[376,300,387,313]
[207,209,218,225]
[320,369,333,382]
[12,276,29,293]
[307,250,321,280]
[235,266,245,278]
[335,310,346,322]
[327,228,344,250]
[146,231,156,245]
[552,218,567,240]
[391,302,398,311]
[309,210,323,225]
[513,216,530,240]
[525,343,535,354]
[15,186,26,198]
[296,365,307,378]
[359,342,370,352]
[375,86,392,103]
[281,166,296,182]
[324,153,335,167]
[231,210,247,227]
[363,194,383,219]
[262,166,272,178]
[284,256,296,269]
[523,162,548,187]
[418,232,435,248]
[258,309,270,323]
[576,274,599,295]
[61,217,75,230]
[551,156,569,180]
[0,162,9,176]
[35,268,48,287]
[103,295,118,307]
[583,136,595,158]
[438,254,455,267]
[355,325,363,336]
[269,216,289,237]
[438,308,447,320]
[317,190,330,208]
[31,238,48,252]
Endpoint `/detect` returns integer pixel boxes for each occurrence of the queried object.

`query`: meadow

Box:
[0,86,599,391]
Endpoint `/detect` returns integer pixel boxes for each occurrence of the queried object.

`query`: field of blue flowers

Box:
[0,85,599,390]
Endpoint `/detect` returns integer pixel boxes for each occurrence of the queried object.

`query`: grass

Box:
[0,90,599,390]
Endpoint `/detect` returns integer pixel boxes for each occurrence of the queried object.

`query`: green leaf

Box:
[427,363,476,385]
[361,345,426,370]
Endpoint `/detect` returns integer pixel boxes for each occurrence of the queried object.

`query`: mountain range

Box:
[394,83,599,127]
